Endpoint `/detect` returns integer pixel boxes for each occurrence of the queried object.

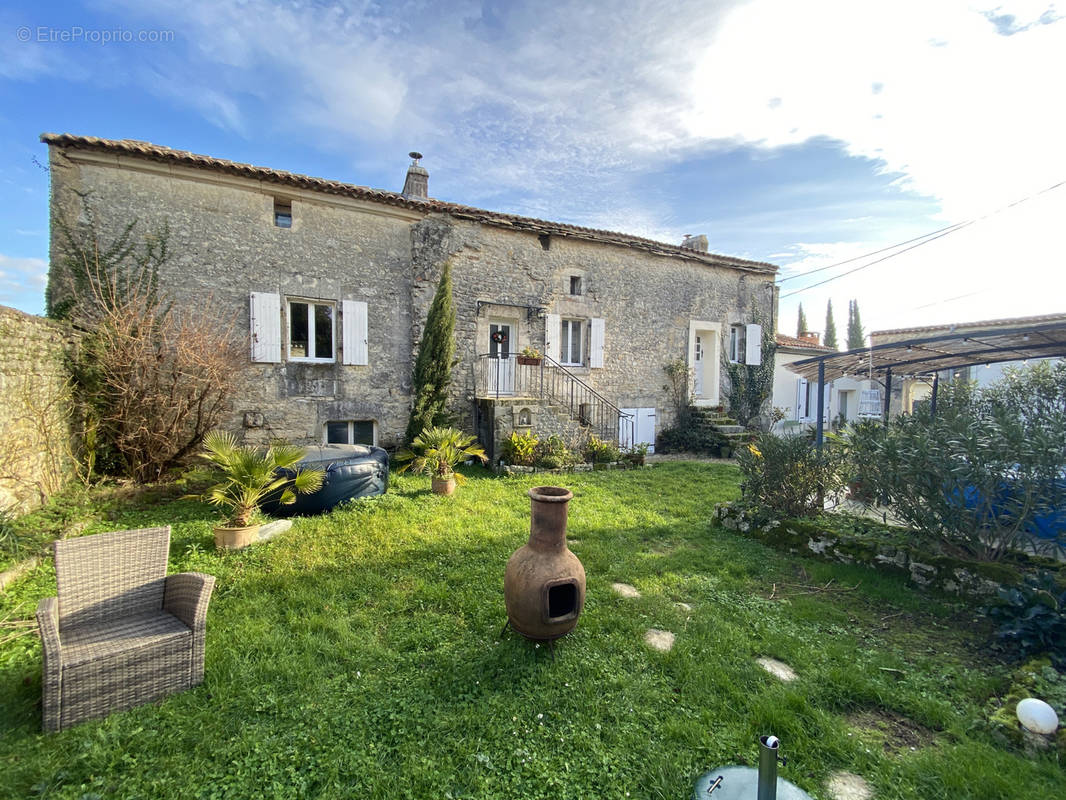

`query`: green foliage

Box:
[723,323,777,428]
[406,262,457,443]
[584,434,621,464]
[796,303,808,337]
[395,426,487,484]
[2,464,1066,798]
[846,363,1066,560]
[985,572,1066,667]
[823,299,838,350]
[846,299,865,350]
[735,432,848,519]
[656,420,727,455]
[534,434,580,469]
[0,508,21,562]
[501,430,539,466]
[199,430,324,527]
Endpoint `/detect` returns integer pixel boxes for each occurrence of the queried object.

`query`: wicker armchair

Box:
[36,526,215,732]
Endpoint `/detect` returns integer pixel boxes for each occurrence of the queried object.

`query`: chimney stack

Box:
[680,234,709,253]
[402,151,428,198]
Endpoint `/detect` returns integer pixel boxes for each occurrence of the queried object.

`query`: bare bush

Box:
[51,198,244,482]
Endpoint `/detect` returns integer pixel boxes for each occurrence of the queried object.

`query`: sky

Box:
[1,0,1064,340]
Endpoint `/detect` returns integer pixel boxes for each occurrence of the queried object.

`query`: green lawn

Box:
[0,463,1061,799]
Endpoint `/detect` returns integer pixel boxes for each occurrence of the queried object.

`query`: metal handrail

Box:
[476,353,634,444]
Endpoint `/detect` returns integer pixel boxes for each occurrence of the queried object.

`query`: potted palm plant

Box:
[199,430,325,549]
[396,426,487,495]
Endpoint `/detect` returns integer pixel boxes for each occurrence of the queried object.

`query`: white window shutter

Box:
[250,292,281,363]
[589,317,605,368]
[342,300,369,366]
[796,378,808,419]
[745,323,762,366]
[544,313,560,362]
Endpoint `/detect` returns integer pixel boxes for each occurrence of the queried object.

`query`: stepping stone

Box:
[826,771,872,800]
[644,629,675,651]
[675,602,692,612]
[612,582,641,599]
[258,519,293,542]
[756,656,798,682]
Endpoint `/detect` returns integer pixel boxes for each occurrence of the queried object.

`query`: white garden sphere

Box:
[1016,698,1059,734]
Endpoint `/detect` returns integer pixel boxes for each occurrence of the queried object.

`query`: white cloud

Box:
[0,253,48,308]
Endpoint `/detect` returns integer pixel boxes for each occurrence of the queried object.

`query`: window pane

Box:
[326,422,349,443]
[569,321,582,364]
[352,421,374,445]
[570,276,581,295]
[560,322,570,361]
[314,304,333,359]
[290,302,308,358]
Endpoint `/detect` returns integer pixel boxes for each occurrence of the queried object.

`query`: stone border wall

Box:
[714,501,1064,601]
[0,306,76,512]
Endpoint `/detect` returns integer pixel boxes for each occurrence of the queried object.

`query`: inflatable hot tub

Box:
[262,444,389,516]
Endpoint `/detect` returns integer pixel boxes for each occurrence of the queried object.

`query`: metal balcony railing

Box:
[476,353,633,444]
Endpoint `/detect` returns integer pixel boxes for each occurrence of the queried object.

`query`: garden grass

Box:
[0,462,1062,799]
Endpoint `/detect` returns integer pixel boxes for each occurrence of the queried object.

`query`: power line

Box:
[778,178,1066,299]
[776,221,967,284]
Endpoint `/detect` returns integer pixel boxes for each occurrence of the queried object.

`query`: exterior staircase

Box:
[686,406,750,448]
[476,354,633,445]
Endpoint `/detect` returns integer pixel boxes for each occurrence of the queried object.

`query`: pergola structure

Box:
[788,315,1066,449]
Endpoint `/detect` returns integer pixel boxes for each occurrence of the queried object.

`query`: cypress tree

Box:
[847,299,866,350]
[796,303,808,337]
[405,261,457,442]
[823,299,839,350]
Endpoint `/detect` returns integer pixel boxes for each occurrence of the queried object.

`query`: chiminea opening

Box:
[545,579,579,622]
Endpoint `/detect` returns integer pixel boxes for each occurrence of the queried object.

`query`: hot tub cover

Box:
[262,444,389,516]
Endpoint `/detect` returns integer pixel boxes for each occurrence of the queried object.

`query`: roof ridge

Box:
[40,132,777,274]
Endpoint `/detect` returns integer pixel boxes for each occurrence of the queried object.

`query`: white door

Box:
[489,321,515,395]
[693,335,704,396]
[619,408,657,454]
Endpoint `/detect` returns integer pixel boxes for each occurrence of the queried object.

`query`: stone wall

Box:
[0,306,75,511]
[48,144,776,452]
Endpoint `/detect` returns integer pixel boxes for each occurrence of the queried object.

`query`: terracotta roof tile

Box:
[776,332,834,352]
[41,133,778,275]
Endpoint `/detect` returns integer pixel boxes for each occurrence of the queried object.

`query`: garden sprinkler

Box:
[692,734,814,800]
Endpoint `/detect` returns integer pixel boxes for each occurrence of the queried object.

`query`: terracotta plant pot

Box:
[213,524,261,551]
[516,356,542,366]
[432,475,457,495]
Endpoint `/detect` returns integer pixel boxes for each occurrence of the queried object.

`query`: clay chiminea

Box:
[504,486,586,640]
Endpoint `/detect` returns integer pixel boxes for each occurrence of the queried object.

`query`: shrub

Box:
[501,430,538,466]
[534,434,579,469]
[585,435,622,464]
[984,572,1066,667]
[734,432,847,519]
[405,262,457,442]
[846,364,1066,561]
[656,425,725,455]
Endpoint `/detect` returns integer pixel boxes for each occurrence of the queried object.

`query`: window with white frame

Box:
[289,300,335,362]
[729,324,745,363]
[560,319,583,365]
[325,420,375,445]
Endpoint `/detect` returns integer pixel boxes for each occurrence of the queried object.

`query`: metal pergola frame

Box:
[788,317,1066,450]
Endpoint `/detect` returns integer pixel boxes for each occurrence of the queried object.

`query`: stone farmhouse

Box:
[42,134,777,461]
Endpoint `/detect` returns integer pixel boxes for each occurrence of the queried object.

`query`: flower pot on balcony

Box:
[516,356,542,366]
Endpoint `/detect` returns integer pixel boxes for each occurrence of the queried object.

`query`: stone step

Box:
[714,425,745,435]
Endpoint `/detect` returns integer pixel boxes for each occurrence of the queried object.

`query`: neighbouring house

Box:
[771,331,881,434]
[42,134,778,462]
[870,312,1066,416]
